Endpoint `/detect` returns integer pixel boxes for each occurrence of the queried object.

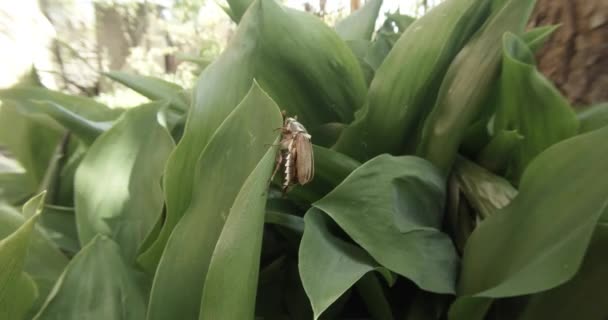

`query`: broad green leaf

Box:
[460,118,493,157]
[312,145,360,188]
[418,0,536,174]
[577,102,608,134]
[104,71,190,111]
[476,130,523,173]
[299,208,393,319]
[335,0,491,161]
[33,235,147,320]
[0,193,45,320]
[39,205,79,255]
[0,204,68,309]
[75,101,174,261]
[17,101,111,145]
[517,223,608,320]
[0,171,32,205]
[149,0,366,270]
[364,12,416,70]
[314,155,458,294]
[219,3,238,22]
[451,126,608,319]
[445,177,476,253]
[52,143,86,207]
[355,274,394,320]
[0,103,62,197]
[453,157,517,219]
[0,201,68,314]
[146,83,282,320]
[448,298,492,320]
[0,86,119,121]
[345,40,375,85]
[251,0,366,125]
[392,175,445,231]
[199,144,277,320]
[265,211,304,235]
[335,0,383,41]
[522,24,559,53]
[280,145,361,204]
[226,0,254,22]
[307,122,345,148]
[0,86,119,199]
[493,33,578,181]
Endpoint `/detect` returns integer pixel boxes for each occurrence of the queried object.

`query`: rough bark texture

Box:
[529,0,607,107]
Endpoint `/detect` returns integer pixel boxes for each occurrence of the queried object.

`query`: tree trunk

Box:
[528,0,608,107]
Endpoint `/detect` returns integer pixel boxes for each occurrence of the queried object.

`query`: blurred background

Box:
[0,0,442,107]
[0,0,605,107]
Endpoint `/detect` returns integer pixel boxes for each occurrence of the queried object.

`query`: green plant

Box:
[1,0,607,319]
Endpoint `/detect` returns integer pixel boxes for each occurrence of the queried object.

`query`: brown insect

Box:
[271,114,314,192]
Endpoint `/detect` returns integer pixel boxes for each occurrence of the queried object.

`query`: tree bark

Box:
[528,0,608,107]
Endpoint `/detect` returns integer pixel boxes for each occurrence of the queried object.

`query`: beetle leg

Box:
[270,151,283,183]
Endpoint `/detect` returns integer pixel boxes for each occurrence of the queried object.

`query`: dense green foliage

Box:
[0,0,607,319]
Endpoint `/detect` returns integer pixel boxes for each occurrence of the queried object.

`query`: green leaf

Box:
[17,101,111,145]
[219,3,238,22]
[104,71,190,111]
[392,175,445,231]
[493,32,578,181]
[312,144,360,188]
[74,101,174,262]
[314,155,458,294]
[0,103,62,197]
[33,235,147,320]
[199,143,277,320]
[150,0,366,272]
[453,157,517,220]
[476,130,523,173]
[0,86,120,199]
[335,0,491,161]
[0,87,120,121]
[451,126,608,319]
[0,171,32,205]
[252,0,366,125]
[418,0,536,174]
[265,211,304,235]
[226,0,254,22]
[275,144,359,205]
[335,0,383,41]
[517,223,608,320]
[299,208,393,319]
[52,142,87,207]
[345,40,375,86]
[0,201,68,315]
[39,205,79,255]
[577,102,608,134]
[0,193,45,320]
[448,298,492,320]
[364,12,416,71]
[146,83,282,320]
[522,24,559,53]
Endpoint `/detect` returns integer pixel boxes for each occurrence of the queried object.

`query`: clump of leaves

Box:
[1,0,607,319]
